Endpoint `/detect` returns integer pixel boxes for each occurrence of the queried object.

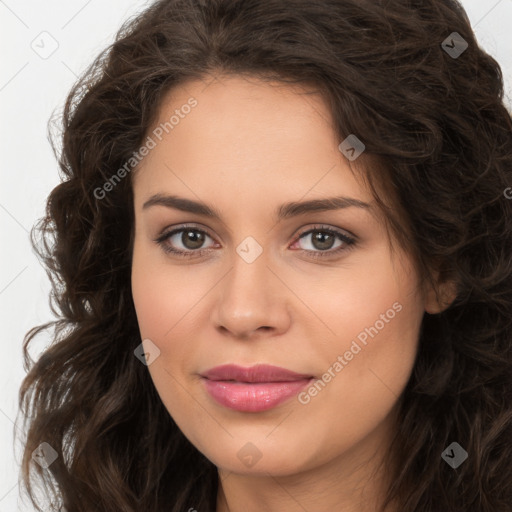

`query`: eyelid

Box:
[292,224,357,243]
[155,222,356,243]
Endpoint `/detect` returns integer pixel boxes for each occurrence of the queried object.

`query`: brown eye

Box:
[291,225,356,260]
[178,229,207,250]
[155,226,216,258]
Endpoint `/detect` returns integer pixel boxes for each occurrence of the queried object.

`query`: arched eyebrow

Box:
[142,194,372,221]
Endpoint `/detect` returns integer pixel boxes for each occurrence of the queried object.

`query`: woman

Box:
[18,0,512,511]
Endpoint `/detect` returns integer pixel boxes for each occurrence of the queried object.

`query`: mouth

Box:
[200,364,315,412]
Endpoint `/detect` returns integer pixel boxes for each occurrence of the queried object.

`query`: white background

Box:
[1,0,511,510]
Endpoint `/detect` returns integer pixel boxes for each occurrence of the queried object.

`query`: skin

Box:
[130,74,453,512]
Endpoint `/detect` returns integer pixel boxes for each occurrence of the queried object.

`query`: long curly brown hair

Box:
[17,0,512,510]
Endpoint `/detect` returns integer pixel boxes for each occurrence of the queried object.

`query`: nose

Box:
[210,248,291,340]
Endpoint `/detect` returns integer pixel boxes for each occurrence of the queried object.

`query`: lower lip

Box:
[202,377,313,412]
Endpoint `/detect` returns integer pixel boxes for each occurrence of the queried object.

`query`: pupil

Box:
[313,231,334,250]
[183,230,204,249]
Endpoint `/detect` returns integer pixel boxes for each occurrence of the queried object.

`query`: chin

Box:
[203,436,318,477]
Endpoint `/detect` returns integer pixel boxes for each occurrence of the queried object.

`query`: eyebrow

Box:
[142,194,372,221]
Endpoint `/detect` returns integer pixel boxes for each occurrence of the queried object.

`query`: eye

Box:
[154,223,357,260]
[290,225,356,260]
[154,224,217,258]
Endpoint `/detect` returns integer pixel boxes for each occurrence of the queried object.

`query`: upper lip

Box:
[201,364,313,383]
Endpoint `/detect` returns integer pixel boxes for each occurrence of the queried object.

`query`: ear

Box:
[423,271,458,314]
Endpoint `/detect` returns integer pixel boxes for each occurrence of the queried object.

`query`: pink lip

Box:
[200,364,314,412]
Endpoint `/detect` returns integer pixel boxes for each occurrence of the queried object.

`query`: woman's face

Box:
[131,74,432,479]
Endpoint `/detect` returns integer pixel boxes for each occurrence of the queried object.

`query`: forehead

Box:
[132,74,372,206]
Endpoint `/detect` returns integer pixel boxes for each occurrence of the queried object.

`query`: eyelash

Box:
[154,223,357,260]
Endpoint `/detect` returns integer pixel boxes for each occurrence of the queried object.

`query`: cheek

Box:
[292,293,420,463]
[300,249,423,398]
[131,241,200,340]
[297,251,422,353]
[131,251,204,427]
[130,244,209,401]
